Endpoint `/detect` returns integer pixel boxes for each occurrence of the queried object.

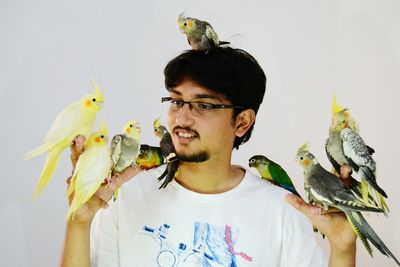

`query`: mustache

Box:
[173,126,199,137]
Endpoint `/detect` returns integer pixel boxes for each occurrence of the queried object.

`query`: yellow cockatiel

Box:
[66,122,112,220]
[25,79,105,199]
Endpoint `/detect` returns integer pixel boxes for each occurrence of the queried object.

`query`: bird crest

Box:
[297,142,309,155]
[100,120,108,136]
[92,78,105,103]
[153,117,161,130]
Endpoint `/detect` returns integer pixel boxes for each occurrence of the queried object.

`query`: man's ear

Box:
[234,109,256,137]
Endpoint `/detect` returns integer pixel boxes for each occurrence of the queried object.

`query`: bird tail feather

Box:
[31,145,63,200]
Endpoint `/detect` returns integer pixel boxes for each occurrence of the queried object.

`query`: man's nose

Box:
[175,102,195,126]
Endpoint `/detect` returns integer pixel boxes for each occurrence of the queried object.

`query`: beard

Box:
[177,151,210,162]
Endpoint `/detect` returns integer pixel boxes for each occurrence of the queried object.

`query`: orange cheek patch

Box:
[85,100,92,107]
[95,137,101,143]
[303,159,310,167]
[126,128,131,134]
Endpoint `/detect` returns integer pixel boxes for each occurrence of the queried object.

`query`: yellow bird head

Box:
[86,121,108,148]
[153,117,164,138]
[123,119,141,139]
[80,78,105,112]
[331,94,353,131]
[178,13,195,34]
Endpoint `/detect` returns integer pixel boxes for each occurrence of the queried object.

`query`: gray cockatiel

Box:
[153,117,179,189]
[110,120,141,200]
[110,120,141,173]
[296,143,399,265]
[325,96,388,214]
[178,13,230,50]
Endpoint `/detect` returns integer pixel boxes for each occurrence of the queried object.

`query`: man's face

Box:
[166,79,237,163]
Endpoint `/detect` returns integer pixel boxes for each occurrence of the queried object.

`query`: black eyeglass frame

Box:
[161,97,245,111]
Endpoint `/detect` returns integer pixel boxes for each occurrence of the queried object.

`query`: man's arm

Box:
[60,136,139,267]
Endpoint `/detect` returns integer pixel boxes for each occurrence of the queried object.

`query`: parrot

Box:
[178,13,230,50]
[110,120,141,173]
[66,122,112,220]
[153,117,180,189]
[249,155,300,197]
[325,96,388,214]
[296,143,400,265]
[109,120,141,200]
[24,79,105,199]
[136,144,164,170]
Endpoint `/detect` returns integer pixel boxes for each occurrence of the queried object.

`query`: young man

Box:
[61,47,356,266]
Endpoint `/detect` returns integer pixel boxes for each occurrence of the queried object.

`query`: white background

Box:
[1,0,399,266]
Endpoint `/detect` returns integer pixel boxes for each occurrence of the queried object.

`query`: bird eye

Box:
[183,22,187,26]
[92,98,96,102]
[130,124,133,127]
[140,150,144,154]
[300,157,303,160]
[250,159,255,163]
[100,135,104,138]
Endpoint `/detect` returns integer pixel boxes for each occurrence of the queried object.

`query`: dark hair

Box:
[164,47,266,149]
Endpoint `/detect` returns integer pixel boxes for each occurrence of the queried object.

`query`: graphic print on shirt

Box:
[142,222,253,267]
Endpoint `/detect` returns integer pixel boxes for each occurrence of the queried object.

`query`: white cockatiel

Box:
[66,122,112,220]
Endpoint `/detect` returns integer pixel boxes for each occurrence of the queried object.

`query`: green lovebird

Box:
[136,144,164,170]
[296,143,399,266]
[249,155,300,197]
[178,13,230,50]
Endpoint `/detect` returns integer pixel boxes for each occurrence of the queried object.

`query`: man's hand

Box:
[67,135,140,223]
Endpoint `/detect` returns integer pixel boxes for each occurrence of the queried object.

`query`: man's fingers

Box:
[285,194,336,218]
[113,166,141,188]
[340,165,352,179]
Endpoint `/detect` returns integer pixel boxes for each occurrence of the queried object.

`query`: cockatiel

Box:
[249,155,300,197]
[325,96,388,214]
[110,120,141,173]
[66,122,112,220]
[153,117,179,189]
[178,13,230,50]
[296,143,400,265]
[109,120,141,200]
[136,144,164,170]
[25,79,104,199]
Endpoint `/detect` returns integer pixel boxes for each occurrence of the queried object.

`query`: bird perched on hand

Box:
[110,120,141,173]
[153,117,179,189]
[24,79,105,199]
[325,96,388,214]
[178,13,230,50]
[296,143,400,265]
[109,120,141,200]
[66,121,112,220]
[136,144,164,170]
[249,155,300,197]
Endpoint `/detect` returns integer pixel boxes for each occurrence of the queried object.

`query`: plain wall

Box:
[1,0,399,266]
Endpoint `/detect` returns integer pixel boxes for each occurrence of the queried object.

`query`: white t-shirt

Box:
[90,166,327,267]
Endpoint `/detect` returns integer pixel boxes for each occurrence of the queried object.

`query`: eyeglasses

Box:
[161,97,244,116]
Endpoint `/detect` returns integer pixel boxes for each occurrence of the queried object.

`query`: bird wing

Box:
[205,24,219,46]
[43,101,82,144]
[341,128,375,171]
[110,134,123,169]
